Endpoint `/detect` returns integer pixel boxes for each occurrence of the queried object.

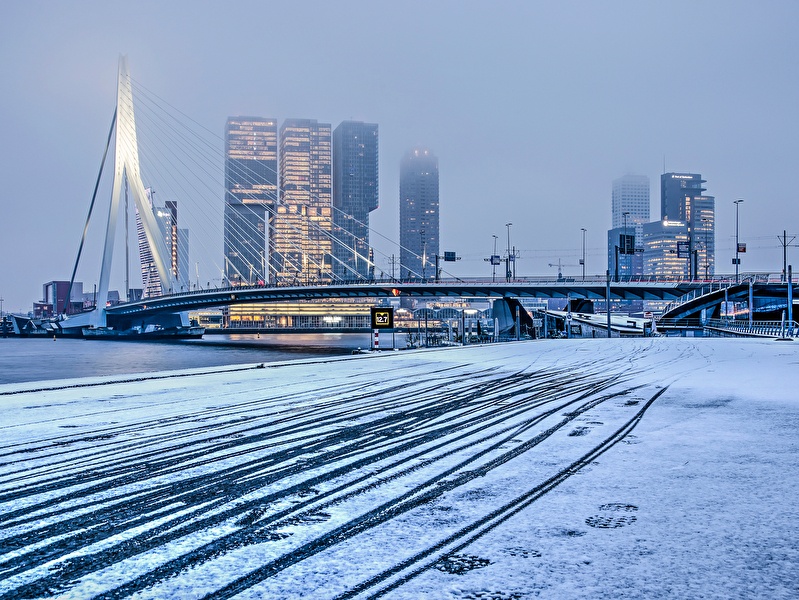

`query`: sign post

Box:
[370,307,394,351]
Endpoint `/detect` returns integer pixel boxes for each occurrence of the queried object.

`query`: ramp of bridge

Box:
[659,281,795,325]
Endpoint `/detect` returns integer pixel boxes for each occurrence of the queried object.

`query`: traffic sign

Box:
[370,307,394,329]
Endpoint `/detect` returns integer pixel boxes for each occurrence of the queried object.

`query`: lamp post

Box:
[734,199,744,283]
[701,217,710,279]
[492,234,498,282]
[580,228,587,281]
[420,229,426,280]
[622,212,630,279]
[505,222,513,282]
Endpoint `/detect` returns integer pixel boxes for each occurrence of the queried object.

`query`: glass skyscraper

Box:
[399,148,439,280]
[332,121,378,280]
[642,219,691,277]
[661,173,715,278]
[223,117,278,285]
[136,190,179,297]
[609,174,650,278]
[275,118,333,283]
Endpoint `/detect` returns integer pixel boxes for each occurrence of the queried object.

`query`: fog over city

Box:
[1,1,797,312]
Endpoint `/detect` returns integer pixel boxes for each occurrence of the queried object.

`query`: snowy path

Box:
[0,339,797,599]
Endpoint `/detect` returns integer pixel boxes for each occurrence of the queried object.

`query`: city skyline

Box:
[609,172,716,280]
[1,2,798,311]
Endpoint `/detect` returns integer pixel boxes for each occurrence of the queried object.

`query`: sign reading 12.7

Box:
[370,307,394,329]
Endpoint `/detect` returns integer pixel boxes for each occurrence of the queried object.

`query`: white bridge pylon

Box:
[93,55,174,326]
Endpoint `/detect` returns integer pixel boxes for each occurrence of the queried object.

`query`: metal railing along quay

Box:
[704,318,798,339]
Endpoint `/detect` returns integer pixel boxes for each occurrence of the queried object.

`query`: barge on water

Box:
[82,324,204,340]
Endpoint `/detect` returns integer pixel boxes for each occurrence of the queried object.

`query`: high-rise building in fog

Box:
[275,118,333,283]
[399,148,439,279]
[608,174,650,278]
[223,117,278,285]
[332,121,379,280]
[660,173,715,278]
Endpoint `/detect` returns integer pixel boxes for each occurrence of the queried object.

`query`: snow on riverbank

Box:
[0,338,797,599]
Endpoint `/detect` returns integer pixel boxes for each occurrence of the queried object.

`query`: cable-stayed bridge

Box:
[54,57,793,337]
[104,276,705,319]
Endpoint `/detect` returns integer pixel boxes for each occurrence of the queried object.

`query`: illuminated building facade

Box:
[661,173,705,222]
[332,121,379,280]
[690,195,715,278]
[274,119,333,283]
[137,191,179,297]
[400,148,439,280]
[642,220,690,277]
[660,173,715,278]
[224,117,278,285]
[224,300,371,329]
[177,227,189,292]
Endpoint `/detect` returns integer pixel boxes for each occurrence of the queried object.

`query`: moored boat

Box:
[82,324,204,340]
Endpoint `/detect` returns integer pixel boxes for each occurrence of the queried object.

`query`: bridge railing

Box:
[150,274,729,299]
[660,272,793,317]
[704,318,799,338]
[661,283,725,315]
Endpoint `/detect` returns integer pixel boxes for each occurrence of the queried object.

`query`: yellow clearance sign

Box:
[370,307,394,329]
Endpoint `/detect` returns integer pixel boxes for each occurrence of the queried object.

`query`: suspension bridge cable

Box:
[128,78,435,284]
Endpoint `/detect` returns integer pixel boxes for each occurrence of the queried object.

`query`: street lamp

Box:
[492,234,498,282]
[701,217,710,279]
[622,212,630,279]
[580,228,587,281]
[420,229,426,280]
[734,199,744,283]
[505,222,513,282]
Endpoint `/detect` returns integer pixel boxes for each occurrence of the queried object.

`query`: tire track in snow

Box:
[0,350,653,599]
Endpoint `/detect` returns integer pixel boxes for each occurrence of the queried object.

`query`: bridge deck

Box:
[105,278,710,317]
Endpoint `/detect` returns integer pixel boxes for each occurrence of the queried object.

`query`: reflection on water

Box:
[0,333,375,385]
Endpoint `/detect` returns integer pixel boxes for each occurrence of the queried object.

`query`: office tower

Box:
[163,201,179,280]
[223,117,278,285]
[612,174,650,229]
[399,148,439,279]
[642,220,690,277]
[137,189,178,297]
[607,225,645,280]
[661,173,705,222]
[691,195,715,278]
[332,121,379,280]
[660,173,715,278]
[177,228,189,292]
[609,174,649,277]
[275,118,333,283]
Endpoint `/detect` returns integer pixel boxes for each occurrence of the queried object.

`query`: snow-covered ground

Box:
[0,338,796,599]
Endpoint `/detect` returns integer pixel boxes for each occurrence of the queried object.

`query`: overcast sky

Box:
[1,1,798,312]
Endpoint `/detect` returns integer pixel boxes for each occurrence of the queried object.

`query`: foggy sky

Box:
[1,1,798,312]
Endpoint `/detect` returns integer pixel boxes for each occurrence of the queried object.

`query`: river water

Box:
[0,333,379,385]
